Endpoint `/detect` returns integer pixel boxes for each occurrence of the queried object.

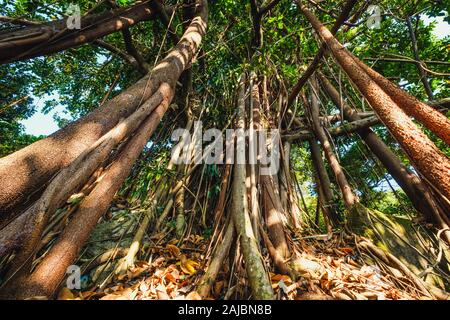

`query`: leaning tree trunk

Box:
[0,1,205,225]
[300,4,450,202]
[307,79,357,210]
[308,137,339,226]
[0,0,208,299]
[317,72,448,230]
[1,85,174,299]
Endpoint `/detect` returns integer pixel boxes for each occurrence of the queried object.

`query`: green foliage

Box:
[1,0,448,221]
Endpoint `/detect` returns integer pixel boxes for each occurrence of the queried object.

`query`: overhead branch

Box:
[150,0,180,44]
[283,116,381,142]
[0,1,159,65]
[94,39,138,68]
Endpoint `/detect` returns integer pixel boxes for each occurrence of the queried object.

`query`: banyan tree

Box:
[0,0,449,300]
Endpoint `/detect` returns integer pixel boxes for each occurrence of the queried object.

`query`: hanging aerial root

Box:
[229,75,274,300]
[197,219,235,298]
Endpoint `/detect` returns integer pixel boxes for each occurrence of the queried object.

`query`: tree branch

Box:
[286,0,358,109]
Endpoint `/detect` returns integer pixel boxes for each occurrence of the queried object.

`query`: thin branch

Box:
[93,39,138,68]
[121,29,149,74]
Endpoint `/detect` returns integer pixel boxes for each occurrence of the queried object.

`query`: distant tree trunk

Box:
[308,137,339,226]
[307,79,357,210]
[406,15,434,100]
[2,85,174,299]
[300,5,450,202]
[317,72,443,223]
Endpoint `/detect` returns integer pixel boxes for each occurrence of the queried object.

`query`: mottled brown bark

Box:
[3,86,173,299]
[0,1,207,225]
[301,5,450,202]
[197,219,235,298]
[317,72,445,224]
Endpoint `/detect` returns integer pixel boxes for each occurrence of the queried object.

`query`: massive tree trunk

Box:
[0,0,208,299]
[0,1,206,225]
[300,4,450,202]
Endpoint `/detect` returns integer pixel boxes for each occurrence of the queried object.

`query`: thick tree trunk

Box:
[0,1,208,225]
[300,5,450,202]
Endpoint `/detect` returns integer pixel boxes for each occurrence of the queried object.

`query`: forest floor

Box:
[55,198,427,300]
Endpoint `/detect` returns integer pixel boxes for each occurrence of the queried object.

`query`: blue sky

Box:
[20,14,450,137]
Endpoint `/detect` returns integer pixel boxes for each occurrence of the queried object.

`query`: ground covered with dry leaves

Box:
[57,204,425,301]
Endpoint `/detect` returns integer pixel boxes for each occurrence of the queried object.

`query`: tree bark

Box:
[300,4,450,202]
[230,75,274,300]
[317,72,445,225]
[0,0,208,225]
[287,0,358,108]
